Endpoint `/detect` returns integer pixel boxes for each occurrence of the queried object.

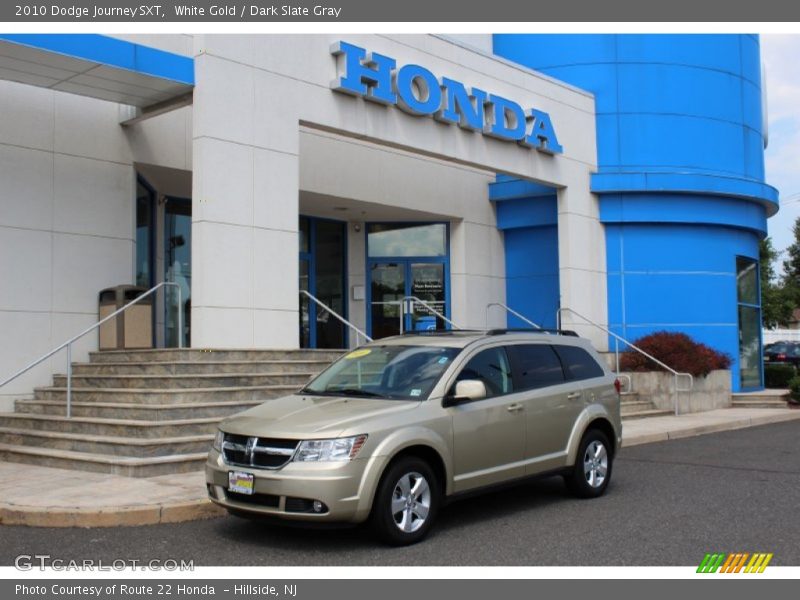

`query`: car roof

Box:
[366,329,582,349]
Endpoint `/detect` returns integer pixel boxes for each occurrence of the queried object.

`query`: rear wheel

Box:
[371,457,440,545]
[565,429,613,498]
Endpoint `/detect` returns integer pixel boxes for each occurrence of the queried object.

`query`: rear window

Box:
[553,345,605,381]
[506,344,565,391]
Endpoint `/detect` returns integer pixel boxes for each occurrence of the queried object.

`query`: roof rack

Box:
[399,330,484,336]
[398,328,579,337]
[485,328,579,337]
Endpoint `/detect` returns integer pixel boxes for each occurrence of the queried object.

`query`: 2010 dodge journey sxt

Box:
[205,330,622,544]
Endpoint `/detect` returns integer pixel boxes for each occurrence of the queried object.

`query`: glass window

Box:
[736,257,758,306]
[452,347,513,398]
[738,306,761,389]
[314,220,346,349]
[135,181,153,288]
[368,223,447,257]
[507,344,565,391]
[165,198,192,348]
[299,217,310,254]
[303,345,460,400]
[736,256,762,389]
[553,345,605,381]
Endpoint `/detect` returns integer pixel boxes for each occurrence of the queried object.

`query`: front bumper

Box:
[205,448,383,523]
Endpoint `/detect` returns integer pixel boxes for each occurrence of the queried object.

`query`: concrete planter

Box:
[627,370,731,414]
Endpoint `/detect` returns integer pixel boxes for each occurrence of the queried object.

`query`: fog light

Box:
[313,500,324,513]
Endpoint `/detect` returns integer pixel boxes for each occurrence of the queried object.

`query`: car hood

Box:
[220,393,421,438]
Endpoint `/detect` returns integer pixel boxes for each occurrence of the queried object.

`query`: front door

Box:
[368,260,448,339]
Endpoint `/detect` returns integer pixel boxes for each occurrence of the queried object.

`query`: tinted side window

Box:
[506,344,565,391]
[553,345,605,381]
[452,347,513,398]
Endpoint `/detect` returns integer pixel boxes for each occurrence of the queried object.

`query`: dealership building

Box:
[0,33,777,409]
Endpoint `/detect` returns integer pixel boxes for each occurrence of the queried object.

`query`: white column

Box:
[191,45,301,349]
[556,174,608,351]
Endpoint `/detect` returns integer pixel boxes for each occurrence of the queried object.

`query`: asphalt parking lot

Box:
[2,420,798,566]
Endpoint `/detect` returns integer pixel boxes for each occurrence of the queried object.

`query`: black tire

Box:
[370,456,440,546]
[565,429,613,498]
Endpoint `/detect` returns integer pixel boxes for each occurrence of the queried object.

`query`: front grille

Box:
[221,434,299,469]
[226,490,280,508]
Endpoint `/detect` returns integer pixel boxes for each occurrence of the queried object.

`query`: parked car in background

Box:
[763,342,800,367]
[206,329,622,545]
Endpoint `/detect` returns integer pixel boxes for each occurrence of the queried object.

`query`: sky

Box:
[762,34,800,257]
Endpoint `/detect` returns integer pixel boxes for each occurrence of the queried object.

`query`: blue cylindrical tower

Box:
[493,34,779,391]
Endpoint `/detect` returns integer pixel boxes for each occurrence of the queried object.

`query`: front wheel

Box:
[565,429,613,498]
[370,457,440,545]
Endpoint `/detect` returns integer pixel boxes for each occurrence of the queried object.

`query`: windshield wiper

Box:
[324,387,382,398]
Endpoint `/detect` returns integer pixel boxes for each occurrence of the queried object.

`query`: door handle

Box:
[566,391,582,400]
[506,403,523,412]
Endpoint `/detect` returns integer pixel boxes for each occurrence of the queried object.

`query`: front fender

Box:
[352,425,453,520]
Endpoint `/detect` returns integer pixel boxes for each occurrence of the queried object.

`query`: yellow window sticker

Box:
[345,349,372,359]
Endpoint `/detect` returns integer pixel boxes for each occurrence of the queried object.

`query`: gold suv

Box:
[206,330,622,544]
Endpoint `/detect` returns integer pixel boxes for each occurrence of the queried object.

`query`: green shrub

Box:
[764,363,796,388]
[788,376,800,403]
[619,331,731,378]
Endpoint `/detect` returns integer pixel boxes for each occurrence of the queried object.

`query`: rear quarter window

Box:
[553,345,605,381]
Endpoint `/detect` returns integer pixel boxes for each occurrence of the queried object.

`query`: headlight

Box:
[293,434,368,462]
[213,430,224,452]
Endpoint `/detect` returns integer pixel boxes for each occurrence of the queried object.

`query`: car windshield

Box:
[301,345,461,400]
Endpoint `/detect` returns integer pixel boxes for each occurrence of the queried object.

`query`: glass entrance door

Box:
[369,260,448,338]
[366,222,450,340]
[370,262,405,339]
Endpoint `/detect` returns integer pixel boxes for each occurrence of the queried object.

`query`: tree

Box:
[783,217,800,304]
[762,237,795,328]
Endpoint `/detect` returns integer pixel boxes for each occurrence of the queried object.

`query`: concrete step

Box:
[620,400,658,415]
[621,408,673,420]
[14,399,261,420]
[0,427,212,457]
[71,360,332,376]
[731,399,792,409]
[0,443,206,477]
[0,413,220,438]
[33,385,299,404]
[52,372,314,389]
[89,349,345,363]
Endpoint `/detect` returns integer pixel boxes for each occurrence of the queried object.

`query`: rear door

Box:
[506,343,578,474]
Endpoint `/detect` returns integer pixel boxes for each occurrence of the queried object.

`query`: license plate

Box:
[228,471,254,495]
[764,356,770,361]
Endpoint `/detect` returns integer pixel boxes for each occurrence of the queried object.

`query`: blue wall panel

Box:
[504,225,560,329]
[493,34,776,391]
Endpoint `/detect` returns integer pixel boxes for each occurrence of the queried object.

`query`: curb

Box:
[0,498,224,528]
[622,411,800,448]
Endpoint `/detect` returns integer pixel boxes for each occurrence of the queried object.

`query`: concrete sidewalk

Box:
[1,406,799,528]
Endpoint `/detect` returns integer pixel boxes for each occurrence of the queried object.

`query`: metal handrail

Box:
[485,302,542,330]
[402,296,460,330]
[556,307,693,415]
[300,290,372,345]
[0,281,182,418]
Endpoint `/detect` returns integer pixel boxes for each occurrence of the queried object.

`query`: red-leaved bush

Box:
[619,331,731,378]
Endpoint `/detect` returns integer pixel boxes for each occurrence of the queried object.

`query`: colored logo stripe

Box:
[697,552,773,573]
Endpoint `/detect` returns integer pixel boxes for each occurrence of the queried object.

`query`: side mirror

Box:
[442,379,487,407]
